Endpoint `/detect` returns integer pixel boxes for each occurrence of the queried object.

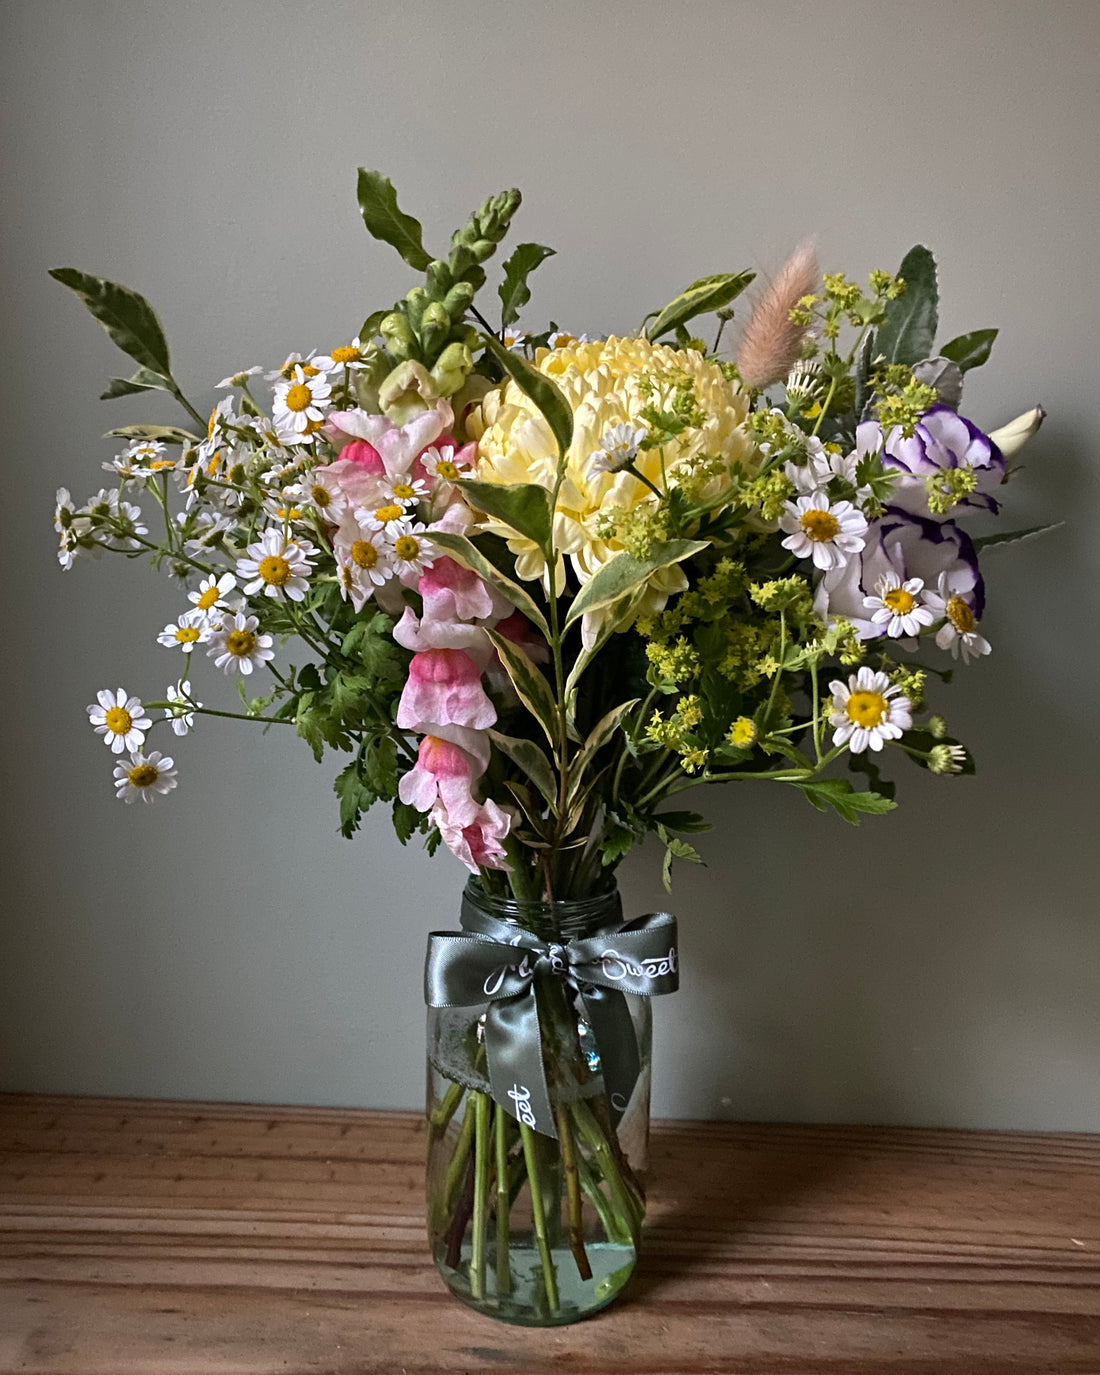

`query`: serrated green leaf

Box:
[295,695,324,763]
[427,530,550,637]
[646,271,755,342]
[652,809,712,834]
[972,521,1062,552]
[334,758,375,838]
[356,169,432,272]
[791,777,896,824]
[498,242,555,328]
[102,423,199,445]
[392,797,421,844]
[484,627,559,749]
[458,479,554,551]
[49,268,173,377]
[939,328,998,372]
[100,367,173,400]
[481,335,574,460]
[564,539,708,631]
[876,246,938,365]
[489,730,558,810]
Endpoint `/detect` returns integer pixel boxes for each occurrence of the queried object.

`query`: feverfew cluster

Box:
[55,174,1048,895]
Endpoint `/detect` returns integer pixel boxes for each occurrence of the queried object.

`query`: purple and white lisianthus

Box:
[857,404,1005,520]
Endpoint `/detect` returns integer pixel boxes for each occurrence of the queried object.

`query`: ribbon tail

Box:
[484,995,558,1139]
[580,985,641,1130]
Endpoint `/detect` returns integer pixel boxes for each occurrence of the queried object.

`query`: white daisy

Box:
[385,476,430,507]
[208,611,275,675]
[928,743,969,775]
[828,667,912,754]
[187,572,237,620]
[236,531,318,602]
[422,443,473,487]
[359,499,412,539]
[271,365,331,436]
[114,750,177,804]
[389,522,437,578]
[547,330,591,350]
[110,498,148,551]
[87,688,153,755]
[104,438,172,480]
[588,423,648,476]
[780,491,868,571]
[216,365,264,389]
[784,436,856,494]
[164,680,199,736]
[313,338,370,373]
[862,573,936,639]
[923,573,991,664]
[196,397,238,466]
[260,489,308,525]
[298,469,349,522]
[502,327,527,351]
[181,510,237,553]
[157,609,212,653]
[55,489,90,568]
[332,512,393,613]
[264,351,321,382]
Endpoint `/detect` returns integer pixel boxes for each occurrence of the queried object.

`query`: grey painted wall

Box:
[2,0,1098,1130]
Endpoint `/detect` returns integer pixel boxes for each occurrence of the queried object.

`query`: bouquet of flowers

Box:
[53,171,1046,1324]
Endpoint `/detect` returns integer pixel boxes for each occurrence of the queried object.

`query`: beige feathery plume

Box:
[735,241,819,390]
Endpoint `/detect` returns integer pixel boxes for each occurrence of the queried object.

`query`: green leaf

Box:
[49,268,173,377]
[646,271,755,342]
[358,307,390,342]
[392,797,421,845]
[356,169,432,272]
[972,521,1062,552]
[567,700,638,806]
[100,366,173,400]
[876,246,938,365]
[481,334,574,460]
[564,539,708,631]
[458,479,554,552]
[427,530,550,637]
[599,822,636,868]
[498,242,556,328]
[102,423,199,445]
[653,821,704,893]
[489,730,558,810]
[295,694,325,763]
[939,328,998,372]
[334,758,376,839]
[791,778,896,824]
[484,627,559,749]
[652,809,712,834]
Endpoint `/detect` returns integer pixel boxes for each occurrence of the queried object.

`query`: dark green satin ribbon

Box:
[424,896,678,1139]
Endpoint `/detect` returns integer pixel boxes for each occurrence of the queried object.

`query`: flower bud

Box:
[378,360,439,424]
[431,342,473,398]
[989,406,1045,459]
[419,301,451,355]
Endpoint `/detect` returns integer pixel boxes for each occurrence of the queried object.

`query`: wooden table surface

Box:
[1,1095,1098,1374]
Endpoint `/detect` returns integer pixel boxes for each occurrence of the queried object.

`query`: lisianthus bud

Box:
[988,406,1045,458]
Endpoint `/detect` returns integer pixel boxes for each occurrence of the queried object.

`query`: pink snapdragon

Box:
[398,734,485,826]
[396,648,497,731]
[325,402,452,481]
[420,557,497,623]
[432,797,512,873]
[338,438,385,473]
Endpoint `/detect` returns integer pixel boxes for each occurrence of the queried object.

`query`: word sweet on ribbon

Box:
[424,896,678,1138]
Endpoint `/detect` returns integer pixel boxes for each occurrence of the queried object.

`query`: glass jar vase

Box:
[425,879,653,1325]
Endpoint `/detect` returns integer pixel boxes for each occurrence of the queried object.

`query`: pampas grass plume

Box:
[735,241,819,390]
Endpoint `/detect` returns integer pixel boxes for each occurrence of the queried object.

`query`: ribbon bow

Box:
[424,894,678,1138]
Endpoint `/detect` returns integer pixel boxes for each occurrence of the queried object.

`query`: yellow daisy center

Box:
[225,629,257,657]
[300,364,320,378]
[946,596,976,633]
[394,535,420,561]
[149,458,175,470]
[284,383,313,413]
[206,406,219,440]
[196,587,220,610]
[391,483,417,501]
[374,503,404,524]
[258,554,292,587]
[435,460,460,481]
[127,763,159,787]
[351,540,379,569]
[846,690,888,728]
[330,345,360,364]
[883,587,915,614]
[310,484,331,507]
[175,626,201,644]
[800,509,840,542]
[104,706,133,735]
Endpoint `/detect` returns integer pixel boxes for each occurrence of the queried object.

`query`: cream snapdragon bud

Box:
[989,405,1045,459]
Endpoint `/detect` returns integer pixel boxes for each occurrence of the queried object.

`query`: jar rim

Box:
[463,876,621,938]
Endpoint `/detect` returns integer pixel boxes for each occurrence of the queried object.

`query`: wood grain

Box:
[1,1094,1098,1373]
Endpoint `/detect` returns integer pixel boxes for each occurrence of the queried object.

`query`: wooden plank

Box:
[1,1094,1098,1374]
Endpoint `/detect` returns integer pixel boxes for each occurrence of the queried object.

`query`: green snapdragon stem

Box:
[571,1099,643,1243]
[574,1147,630,1245]
[520,1123,560,1311]
[443,1101,477,1218]
[493,1106,513,1296]
[470,1092,491,1299]
[429,1079,464,1136]
[554,1102,592,1280]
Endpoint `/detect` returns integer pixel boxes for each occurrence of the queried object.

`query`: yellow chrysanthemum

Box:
[467,336,755,642]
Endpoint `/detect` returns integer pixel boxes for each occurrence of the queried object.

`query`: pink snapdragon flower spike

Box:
[420,558,496,623]
[398,734,484,826]
[325,401,452,481]
[338,438,385,473]
[432,797,512,873]
[396,648,497,731]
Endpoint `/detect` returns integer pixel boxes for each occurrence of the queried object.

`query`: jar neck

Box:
[461,877,622,941]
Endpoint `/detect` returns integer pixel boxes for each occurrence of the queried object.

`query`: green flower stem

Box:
[519,1122,560,1311]
[443,1100,478,1217]
[470,1091,491,1299]
[554,1101,592,1280]
[146,703,296,727]
[574,1148,630,1245]
[570,1099,643,1243]
[429,1079,465,1136]
[493,1106,513,1297]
